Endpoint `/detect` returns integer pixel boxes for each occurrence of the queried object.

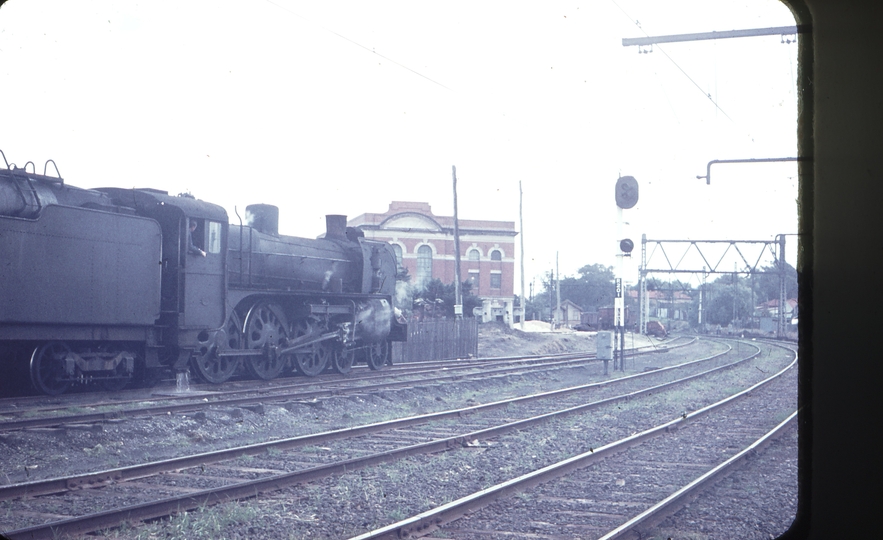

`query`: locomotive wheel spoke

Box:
[331,345,355,374]
[365,340,389,371]
[191,311,242,384]
[292,319,329,377]
[30,342,71,395]
[243,302,289,380]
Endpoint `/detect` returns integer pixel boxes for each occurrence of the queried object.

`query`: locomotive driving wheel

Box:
[30,341,72,395]
[330,345,355,374]
[243,302,289,380]
[191,311,242,384]
[291,319,330,377]
[365,340,389,371]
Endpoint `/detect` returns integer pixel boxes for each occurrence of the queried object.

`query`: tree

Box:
[690,275,753,327]
[412,278,482,319]
[556,263,616,311]
[526,263,616,322]
[703,286,754,326]
[755,262,798,302]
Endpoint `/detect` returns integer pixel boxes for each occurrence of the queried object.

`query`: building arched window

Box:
[417,245,433,285]
[392,244,404,271]
[467,248,480,261]
[490,249,502,261]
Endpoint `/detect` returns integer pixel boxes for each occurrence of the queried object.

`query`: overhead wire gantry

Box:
[638,235,792,338]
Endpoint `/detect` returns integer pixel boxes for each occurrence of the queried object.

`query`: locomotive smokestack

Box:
[246,204,279,236]
[326,215,348,240]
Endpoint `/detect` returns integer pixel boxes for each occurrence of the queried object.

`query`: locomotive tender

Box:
[0,151,406,395]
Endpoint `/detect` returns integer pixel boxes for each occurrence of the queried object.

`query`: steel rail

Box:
[348,348,797,540]
[0,353,552,415]
[0,351,574,413]
[0,339,733,502]
[1,341,759,538]
[0,352,600,420]
[0,336,695,417]
[596,410,798,540]
[0,337,695,432]
[0,354,596,432]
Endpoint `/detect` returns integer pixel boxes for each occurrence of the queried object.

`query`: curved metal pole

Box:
[697,157,807,184]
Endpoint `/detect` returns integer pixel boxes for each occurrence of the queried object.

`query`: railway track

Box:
[0,339,718,491]
[354,340,798,540]
[0,338,791,539]
[0,338,695,433]
[0,337,693,413]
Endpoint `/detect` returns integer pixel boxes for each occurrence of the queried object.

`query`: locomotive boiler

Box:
[0,151,406,394]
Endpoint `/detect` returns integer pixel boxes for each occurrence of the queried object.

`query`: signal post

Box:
[614,176,638,371]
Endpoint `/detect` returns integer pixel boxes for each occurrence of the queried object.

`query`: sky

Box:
[0,0,799,295]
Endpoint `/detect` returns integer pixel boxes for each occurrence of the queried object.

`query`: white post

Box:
[615,207,624,327]
[519,181,525,330]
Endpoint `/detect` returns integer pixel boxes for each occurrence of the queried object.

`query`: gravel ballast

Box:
[0,334,797,540]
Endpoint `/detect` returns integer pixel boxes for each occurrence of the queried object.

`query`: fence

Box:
[391,318,479,363]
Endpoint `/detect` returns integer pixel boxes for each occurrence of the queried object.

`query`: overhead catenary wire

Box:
[608,0,734,122]
[262,0,453,91]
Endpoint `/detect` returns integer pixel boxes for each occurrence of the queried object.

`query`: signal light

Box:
[620,238,634,254]
[615,176,639,209]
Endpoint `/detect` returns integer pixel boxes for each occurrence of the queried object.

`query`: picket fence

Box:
[391,318,479,363]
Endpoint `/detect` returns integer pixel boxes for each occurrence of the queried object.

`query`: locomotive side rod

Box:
[277,330,342,357]
[214,330,342,358]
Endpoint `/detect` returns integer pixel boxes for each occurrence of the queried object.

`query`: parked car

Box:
[647,321,667,338]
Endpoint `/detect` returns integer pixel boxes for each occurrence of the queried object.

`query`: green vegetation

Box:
[102,502,262,540]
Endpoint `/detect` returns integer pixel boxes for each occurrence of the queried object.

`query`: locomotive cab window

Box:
[187,219,204,251]
[186,219,221,256]
[207,221,222,254]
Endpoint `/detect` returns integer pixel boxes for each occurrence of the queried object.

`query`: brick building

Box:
[347,202,519,325]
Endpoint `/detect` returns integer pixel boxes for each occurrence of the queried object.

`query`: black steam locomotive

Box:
[0,151,406,395]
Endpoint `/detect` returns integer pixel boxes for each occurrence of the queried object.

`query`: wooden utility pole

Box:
[556,252,561,330]
[549,270,554,331]
[452,166,463,318]
[519,181,525,330]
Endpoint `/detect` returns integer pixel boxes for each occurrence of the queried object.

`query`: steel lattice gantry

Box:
[638,235,790,338]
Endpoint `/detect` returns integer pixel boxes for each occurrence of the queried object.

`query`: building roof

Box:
[348,201,517,237]
[628,289,692,301]
[757,298,798,309]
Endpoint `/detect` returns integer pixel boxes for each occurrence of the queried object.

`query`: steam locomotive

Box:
[0,151,406,395]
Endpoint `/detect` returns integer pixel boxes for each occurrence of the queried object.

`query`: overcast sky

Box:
[0,0,799,293]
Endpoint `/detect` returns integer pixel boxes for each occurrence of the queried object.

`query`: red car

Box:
[647,321,667,338]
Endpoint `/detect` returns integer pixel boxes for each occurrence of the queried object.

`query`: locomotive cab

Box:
[98,188,229,372]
